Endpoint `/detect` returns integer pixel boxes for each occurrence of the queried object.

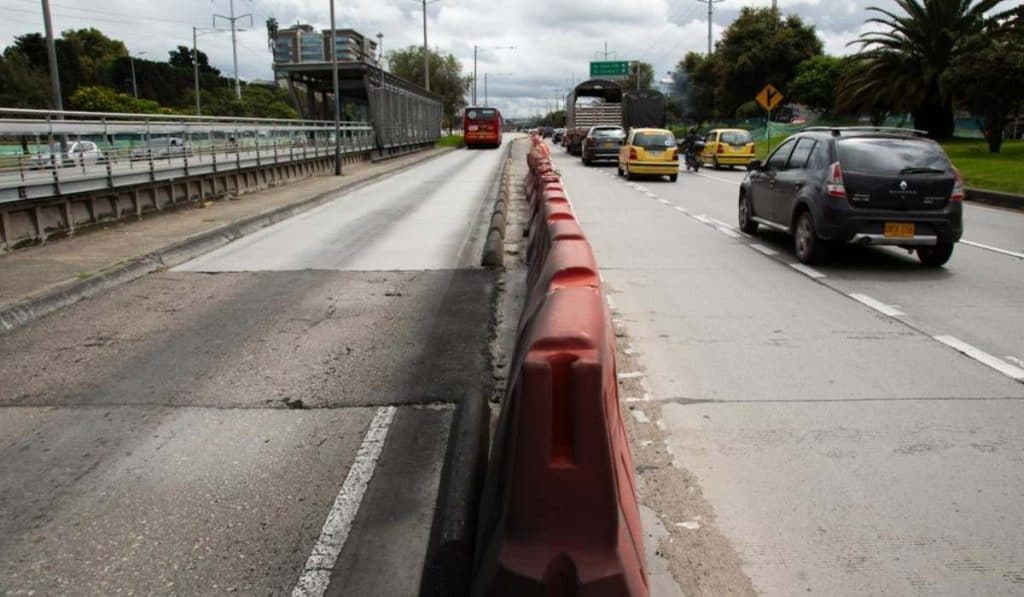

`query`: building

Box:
[272,24,377,67]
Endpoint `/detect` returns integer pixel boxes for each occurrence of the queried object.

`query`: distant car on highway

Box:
[31,140,105,169]
[581,126,625,166]
[702,128,756,169]
[552,128,567,143]
[617,128,679,181]
[131,137,192,161]
[541,127,554,138]
[738,127,963,266]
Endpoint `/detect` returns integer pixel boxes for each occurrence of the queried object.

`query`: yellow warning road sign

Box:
[756,84,783,112]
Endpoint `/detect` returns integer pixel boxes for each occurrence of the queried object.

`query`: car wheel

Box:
[669,174,678,182]
[582,156,590,166]
[794,210,824,264]
[738,193,758,234]
[712,156,720,170]
[916,241,954,267]
[626,167,636,181]
[617,164,624,176]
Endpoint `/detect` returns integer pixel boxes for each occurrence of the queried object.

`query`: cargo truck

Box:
[564,80,624,156]
[622,89,666,130]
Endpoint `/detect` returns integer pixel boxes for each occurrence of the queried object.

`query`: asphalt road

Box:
[0,141,507,595]
[549,142,1024,596]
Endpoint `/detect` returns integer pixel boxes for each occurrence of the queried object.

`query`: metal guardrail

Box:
[0,108,377,202]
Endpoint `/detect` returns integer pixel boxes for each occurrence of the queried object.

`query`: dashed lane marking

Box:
[696,172,742,185]
[717,227,742,239]
[934,336,1024,383]
[748,243,778,256]
[960,240,1024,260]
[789,263,826,279]
[659,198,671,205]
[674,206,690,215]
[292,406,397,597]
[848,293,906,317]
[618,371,646,380]
[1007,356,1024,368]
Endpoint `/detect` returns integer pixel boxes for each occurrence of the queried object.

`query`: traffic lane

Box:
[0,270,494,409]
[178,141,508,272]
[0,405,376,594]
[661,399,1024,596]
[555,150,1024,594]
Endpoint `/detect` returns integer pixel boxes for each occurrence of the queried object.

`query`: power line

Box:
[8,0,199,26]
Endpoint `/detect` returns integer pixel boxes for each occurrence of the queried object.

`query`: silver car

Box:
[31,141,105,169]
[131,137,192,161]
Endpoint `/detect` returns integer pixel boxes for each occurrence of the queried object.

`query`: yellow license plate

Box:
[884,222,915,238]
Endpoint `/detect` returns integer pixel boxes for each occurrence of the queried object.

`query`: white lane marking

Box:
[960,240,1024,260]
[624,393,652,403]
[292,406,397,597]
[676,520,701,530]
[674,206,690,215]
[934,336,1024,382]
[618,371,646,380]
[717,227,742,239]
[630,409,651,424]
[748,243,778,256]
[697,172,742,186]
[659,198,671,205]
[623,347,639,356]
[848,293,906,317]
[1007,356,1024,368]
[706,216,733,229]
[606,294,616,311]
[789,263,826,279]
[693,214,714,225]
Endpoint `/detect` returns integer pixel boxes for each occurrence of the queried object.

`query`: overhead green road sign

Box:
[590,61,630,78]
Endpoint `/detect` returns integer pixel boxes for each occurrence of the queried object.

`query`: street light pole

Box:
[696,0,724,56]
[193,28,201,115]
[41,0,63,114]
[422,0,429,91]
[473,45,515,106]
[130,51,146,98]
[330,0,342,175]
[212,0,252,100]
[484,72,487,106]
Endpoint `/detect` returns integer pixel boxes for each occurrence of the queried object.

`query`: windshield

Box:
[720,130,752,145]
[633,132,676,149]
[466,109,497,121]
[838,137,951,175]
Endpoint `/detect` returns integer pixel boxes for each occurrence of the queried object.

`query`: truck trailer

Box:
[564,80,624,156]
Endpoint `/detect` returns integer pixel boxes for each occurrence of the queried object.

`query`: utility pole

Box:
[484,73,487,107]
[41,0,63,114]
[193,28,201,115]
[410,0,441,91]
[473,44,515,105]
[213,0,252,99]
[696,0,724,56]
[330,0,342,175]
[130,51,146,98]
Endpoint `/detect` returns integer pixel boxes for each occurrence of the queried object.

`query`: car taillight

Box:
[717,144,725,154]
[749,144,756,154]
[629,148,638,161]
[950,168,964,202]
[585,137,595,146]
[668,148,677,160]
[827,161,847,199]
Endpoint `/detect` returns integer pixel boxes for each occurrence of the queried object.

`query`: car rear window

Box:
[719,130,751,145]
[837,138,952,175]
[633,132,676,148]
[593,128,624,138]
[466,109,497,121]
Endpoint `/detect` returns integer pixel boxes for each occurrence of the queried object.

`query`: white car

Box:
[32,140,105,169]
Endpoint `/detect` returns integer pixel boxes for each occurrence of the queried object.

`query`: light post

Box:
[330,0,341,175]
[410,0,441,91]
[472,44,515,105]
[376,32,384,68]
[131,51,147,98]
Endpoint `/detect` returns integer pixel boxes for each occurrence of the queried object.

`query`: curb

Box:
[481,144,514,268]
[966,187,1024,211]
[0,146,455,335]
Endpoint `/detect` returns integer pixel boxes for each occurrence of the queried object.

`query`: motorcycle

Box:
[684,139,705,172]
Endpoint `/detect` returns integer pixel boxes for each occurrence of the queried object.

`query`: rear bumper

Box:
[627,160,679,174]
[583,147,619,160]
[817,201,963,245]
[707,153,755,165]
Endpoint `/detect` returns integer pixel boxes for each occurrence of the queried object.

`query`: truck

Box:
[565,82,669,155]
[564,79,624,156]
[622,89,666,130]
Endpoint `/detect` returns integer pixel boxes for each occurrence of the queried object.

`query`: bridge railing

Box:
[0,108,376,199]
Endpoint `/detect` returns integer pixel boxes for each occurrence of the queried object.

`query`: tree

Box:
[839,0,1012,139]
[387,45,470,131]
[943,27,1024,152]
[168,46,219,75]
[618,61,654,91]
[266,18,279,52]
[0,52,50,108]
[788,55,850,114]
[712,7,822,117]
[69,85,167,113]
[678,52,717,122]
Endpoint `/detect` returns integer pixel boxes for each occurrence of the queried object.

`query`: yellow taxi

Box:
[701,128,756,169]
[617,128,679,182]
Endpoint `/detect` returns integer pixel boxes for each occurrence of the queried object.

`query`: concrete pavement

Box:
[0,139,510,595]
[549,141,1024,596]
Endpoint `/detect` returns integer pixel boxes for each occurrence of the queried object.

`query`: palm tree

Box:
[838,0,1012,139]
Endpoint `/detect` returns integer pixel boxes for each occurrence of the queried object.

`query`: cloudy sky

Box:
[1,0,1020,117]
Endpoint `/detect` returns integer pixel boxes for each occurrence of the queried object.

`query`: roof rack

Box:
[802,126,929,137]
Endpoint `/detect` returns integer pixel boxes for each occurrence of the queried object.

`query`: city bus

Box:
[463,107,503,149]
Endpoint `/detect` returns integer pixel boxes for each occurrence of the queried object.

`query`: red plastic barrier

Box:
[522,238,599,328]
[473,287,648,597]
[525,216,585,286]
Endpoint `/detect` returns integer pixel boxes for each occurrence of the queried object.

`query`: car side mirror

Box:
[747,160,762,171]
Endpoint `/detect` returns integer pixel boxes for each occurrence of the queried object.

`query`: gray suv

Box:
[738,127,963,267]
[581,126,625,166]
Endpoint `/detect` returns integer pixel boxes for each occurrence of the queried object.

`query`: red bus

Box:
[463,106,503,149]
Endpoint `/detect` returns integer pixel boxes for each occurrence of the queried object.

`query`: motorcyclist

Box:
[681,127,703,170]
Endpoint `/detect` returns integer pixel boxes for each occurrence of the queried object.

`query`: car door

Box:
[772,138,815,222]
[705,131,719,159]
[750,138,796,224]
[619,130,634,168]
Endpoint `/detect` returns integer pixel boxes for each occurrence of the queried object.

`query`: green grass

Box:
[436,134,465,148]
[940,139,1023,195]
[753,136,1023,196]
